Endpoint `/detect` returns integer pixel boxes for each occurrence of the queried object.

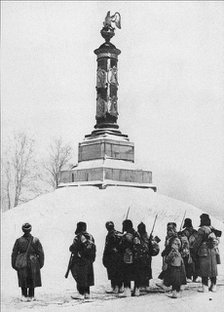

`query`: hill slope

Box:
[2,186,224,300]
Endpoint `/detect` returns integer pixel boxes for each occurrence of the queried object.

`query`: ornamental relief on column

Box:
[96,95,118,118]
[96,68,107,88]
[96,66,118,89]
[107,66,118,86]
[108,95,118,117]
[96,95,107,117]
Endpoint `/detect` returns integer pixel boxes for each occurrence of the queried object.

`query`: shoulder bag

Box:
[15,237,33,270]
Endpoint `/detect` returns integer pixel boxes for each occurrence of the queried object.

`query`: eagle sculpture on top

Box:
[103,11,121,29]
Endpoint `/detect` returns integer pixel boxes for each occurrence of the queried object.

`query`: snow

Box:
[71,158,139,170]
[2,186,224,311]
[84,133,130,142]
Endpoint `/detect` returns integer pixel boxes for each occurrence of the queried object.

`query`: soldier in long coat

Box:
[158,222,178,282]
[164,237,185,298]
[119,219,141,297]
[157,222,186,290]
[137,222,152,291]
[11,223,44,301]
[102,221,123,293]
[191,214,219,292]
[69,222,96,300]
[179,218,198,282]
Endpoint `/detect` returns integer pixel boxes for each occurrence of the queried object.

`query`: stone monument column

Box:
[59,12,156,191]
[90,11,125,137]
[94,21,121,130]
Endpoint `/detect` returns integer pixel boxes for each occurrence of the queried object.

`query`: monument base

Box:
[59,159,157,191]
[79,132,134,163]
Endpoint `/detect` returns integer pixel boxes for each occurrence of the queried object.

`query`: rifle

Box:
[179,210,187,231]
[125,206,131,220]
[65,253,74,278]
[150,214,158,238]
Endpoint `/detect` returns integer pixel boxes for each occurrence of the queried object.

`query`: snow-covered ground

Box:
[2,186,224,311]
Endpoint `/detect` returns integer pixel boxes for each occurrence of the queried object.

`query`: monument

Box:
[59,12,156,191]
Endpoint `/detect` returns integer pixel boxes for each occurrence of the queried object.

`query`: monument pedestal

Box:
[59,132,156,191]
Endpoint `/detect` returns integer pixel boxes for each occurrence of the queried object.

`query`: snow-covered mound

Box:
[2,186,224,298]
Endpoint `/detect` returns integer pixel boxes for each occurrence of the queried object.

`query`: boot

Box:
[119,285,124,293]
[202,284,209,293]
[124,287,131,297]
[106,287,114,294]
[171,290,177,298]
[71,292,84,300]
[113,286,119,294]
[156,281,171,292]
[134,288,140,297]
[84,293,90,300]
[198,284,209,293]
[180,285,185,291]
[20,296,28,302]
[209,284,217,292]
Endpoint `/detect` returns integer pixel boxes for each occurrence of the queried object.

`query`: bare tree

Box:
[1,134,73,211]
[2,132,37,209]
[13,133,35,206]
[1,160,12,210]
[43,138,72,189]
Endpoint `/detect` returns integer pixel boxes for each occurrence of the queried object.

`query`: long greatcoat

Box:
[69,231,95,288]
[119,229,141,284]
[102,229,123,283]
[11,233,44,288]
[137,232,152,287]
[180,227,198,279]
[192,225,217,278]
[163,241,186,288]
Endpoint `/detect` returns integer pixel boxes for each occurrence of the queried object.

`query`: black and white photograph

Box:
[1,1,224,311]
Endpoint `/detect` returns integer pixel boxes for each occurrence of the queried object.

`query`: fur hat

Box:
[199,213,211,227]
[122,219,133,232]
[137,222,146,233]
[183,218,193,228]
[75,221,87,234]
[105,221,114,230]
[22,223,32,232]
[167,222,177,230]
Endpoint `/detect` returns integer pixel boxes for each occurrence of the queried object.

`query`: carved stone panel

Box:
[96,68,107,88]
[96,95,107,118]
[107,66,118,86]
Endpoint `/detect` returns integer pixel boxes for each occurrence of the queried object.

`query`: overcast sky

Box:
[2,1,224,219]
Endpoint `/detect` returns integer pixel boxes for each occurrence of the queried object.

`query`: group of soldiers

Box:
[155,213,221,298]
[11,213,221,301]
[102,219,160,297]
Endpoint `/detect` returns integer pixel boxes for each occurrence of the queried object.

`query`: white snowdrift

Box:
[2,186,224,300]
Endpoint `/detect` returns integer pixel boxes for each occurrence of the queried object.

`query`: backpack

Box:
[149,240,160,257]
[133,235,150,264]
[123,248,133,264]
[180,235,190,258]
[122,232,135,264]
[207,232,218,249]
[122,232,140,264]
[188,231,198,249]
[136,240,150,263]
[80,233,96,262]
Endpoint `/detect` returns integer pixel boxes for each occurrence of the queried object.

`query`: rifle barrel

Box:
[179,210,187,231]
[65,253,73,279]
[150,214,158,236]
[125,206,131,220]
